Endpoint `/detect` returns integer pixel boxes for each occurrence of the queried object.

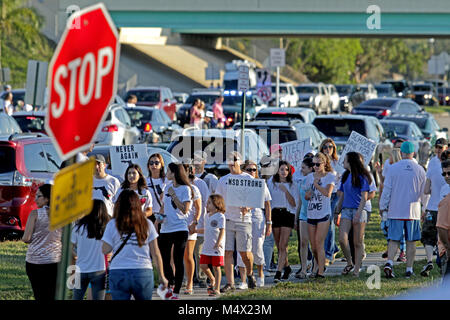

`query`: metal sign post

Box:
[238,65,249,157]
[270,48,285,107]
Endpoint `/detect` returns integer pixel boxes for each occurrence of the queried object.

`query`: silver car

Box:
[95,104,142,146]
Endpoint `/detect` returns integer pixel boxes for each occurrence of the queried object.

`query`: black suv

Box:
[411,83,439,106]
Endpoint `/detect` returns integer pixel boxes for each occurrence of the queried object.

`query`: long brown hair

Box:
[342,152,372,187]
[122,164,148,194]
[147,153,165,181]
[208,194,226,214]
[272,160,293,184]
[320,138,338,161]
[314,152,333,173]
[113,189,149,247]
[168,162,194,198]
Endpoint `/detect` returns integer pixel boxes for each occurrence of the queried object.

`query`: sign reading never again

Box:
[49,158,95,230]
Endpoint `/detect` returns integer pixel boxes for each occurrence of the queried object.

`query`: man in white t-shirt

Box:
[428,138,448,172]
[193,151,218,193]
[92,154,121,217]
[380,141,426,279]
[215,151,257,292]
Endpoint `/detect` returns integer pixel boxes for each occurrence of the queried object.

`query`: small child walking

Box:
[191,194,226,296]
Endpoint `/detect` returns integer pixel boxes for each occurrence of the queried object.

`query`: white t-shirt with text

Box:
[305,172,336,220]
[201,212,226,256]
[160,185,193,233]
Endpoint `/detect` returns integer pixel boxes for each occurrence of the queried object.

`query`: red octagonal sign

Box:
[45,3,119,160]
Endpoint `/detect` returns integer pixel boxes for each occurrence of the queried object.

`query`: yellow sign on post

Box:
[50,158,95,231]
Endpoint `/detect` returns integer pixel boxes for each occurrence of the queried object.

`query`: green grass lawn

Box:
[424,105,450,114]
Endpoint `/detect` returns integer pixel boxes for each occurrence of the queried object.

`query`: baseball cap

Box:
[400,141,415,154]
[94,154,106,163]
[435,138,448,147]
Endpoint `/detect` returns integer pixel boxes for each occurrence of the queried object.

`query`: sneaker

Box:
[282,266,292,280]
[397,251,406,262]
[237,282,248,290]
[256,277,264,287]
[405,270,414,278]
[420,261,434,277]
[382,250,388,259]
[274,271,282,283]
[384,263,395,279]
[220,284,235,293]
[248,275,256,289]
[164,288,174,300]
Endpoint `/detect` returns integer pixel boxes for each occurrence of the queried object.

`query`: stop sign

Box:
[45,3,119,160]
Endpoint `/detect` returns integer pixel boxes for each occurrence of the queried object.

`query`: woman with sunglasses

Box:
[22,184,62,301]
[319,138,342,265]
[304,152,336,278]
[334,152,372,277]
[159,163,194,299]
[114,164,153,218]
[235,160,272,288]
[268,160,299,282]
[147,154,168,224]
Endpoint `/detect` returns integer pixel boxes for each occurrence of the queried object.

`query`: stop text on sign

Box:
[51,46,113,119]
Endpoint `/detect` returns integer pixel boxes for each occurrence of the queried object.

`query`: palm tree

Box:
[0,0,54,87]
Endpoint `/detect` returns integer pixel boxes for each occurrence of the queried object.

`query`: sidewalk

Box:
[152,247,428,300]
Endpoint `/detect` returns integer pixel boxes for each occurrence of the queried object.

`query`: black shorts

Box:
[307,215,330,226]
[272,208,295,229]
[421,210,438,246]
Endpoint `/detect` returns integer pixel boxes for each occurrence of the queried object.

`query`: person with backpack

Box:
[72,200,111,300]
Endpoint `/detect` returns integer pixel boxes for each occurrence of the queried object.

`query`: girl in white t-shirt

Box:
[193,194,226,297]
[114,164,153,218]
[304,152,336,278]
[147,153,168,224]
[72,199,111,300]
[101,190,167,300]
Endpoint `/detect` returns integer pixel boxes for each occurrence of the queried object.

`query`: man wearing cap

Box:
[421,138,448,276]
[380,141,426,278]
[92,154,121,217]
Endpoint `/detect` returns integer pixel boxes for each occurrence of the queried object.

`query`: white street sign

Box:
[270,48,286,68]
[238,65,249,91]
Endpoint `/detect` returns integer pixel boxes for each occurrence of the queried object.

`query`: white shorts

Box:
[225,220,252,252]
[237,218,265,267]
[188,232,198,241]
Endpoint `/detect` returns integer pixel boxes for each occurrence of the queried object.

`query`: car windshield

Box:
[382,81,406,93]
[358,99,397,108]
[126,109,153,126]
[170,136,238,163]
[313,118,367,137]
[185,94,220,105]
[389,117,428,130]
[271,86,289,94]
[413,85,432,92]
[381,122,408,135]
[255,111,305,122]
[0,146,15,173]
[129,90,160,103]
[295,86,319,94]
[375,86,389,94]
[13,116,45,133]
[223,95,253,106]
[438,87,450,94]
[335,85,353,94]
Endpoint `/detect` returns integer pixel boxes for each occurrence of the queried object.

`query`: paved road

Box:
[152,247,428,300]
[435,113,450,131]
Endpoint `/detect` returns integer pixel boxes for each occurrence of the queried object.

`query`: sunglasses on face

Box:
[436,146,444,150]
[442,172,450,177]
[149,161,160,166]
[322,145,333,150]
[313,163,322,167]
[246,168,257,172]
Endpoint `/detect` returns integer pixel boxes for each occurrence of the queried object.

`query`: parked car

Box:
[351,98,424,119]
[411,83,439,106]
[11,111,46,134]
[176,89,222,126]
[438,87,450,106]
[335,84,356,113]
[359,84,378,101]
[312,114,393,185]
[95,104,142,146]
[0,113,22,135]
[385,113,448,147]
[326,84,340,113]
[219,91,267,128]
[254,107,316,123]
[125,86,178,121]
[269,83,298,107]
[380,80,412,98]
[233,120,324,151]
[0,133,63,236]
[380,119,431,166]
[125,106,182,143]
[295,83,330,114]
[166,128,269,177]
[374,84,397,98]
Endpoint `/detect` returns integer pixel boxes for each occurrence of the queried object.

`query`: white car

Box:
[95,104,142,146]
[269,83,298,107]
[326,84,340,113]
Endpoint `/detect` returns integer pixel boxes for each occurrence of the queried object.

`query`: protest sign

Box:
[281,138,312,170]
[338,131,376,168]
[226,177,265,208]
[109,144,149,178]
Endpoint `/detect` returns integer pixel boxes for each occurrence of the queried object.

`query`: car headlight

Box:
[424,94,430,99]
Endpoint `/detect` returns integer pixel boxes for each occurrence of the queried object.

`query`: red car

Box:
[0,133,62,237]
[125,86,178,121]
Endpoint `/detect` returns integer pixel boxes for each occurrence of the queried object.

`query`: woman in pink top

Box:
[190,99,202,127]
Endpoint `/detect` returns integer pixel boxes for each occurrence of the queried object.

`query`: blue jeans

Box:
[324,193,340,260]
[263,232,275,270]
[109,268,154,300]
[72,271,106,300]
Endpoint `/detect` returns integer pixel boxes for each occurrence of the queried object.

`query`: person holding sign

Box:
[304,152,336,278]
[114,164,153,218]
[334,152,372,277]
[22,184,62,301]
[268,160,299,283]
